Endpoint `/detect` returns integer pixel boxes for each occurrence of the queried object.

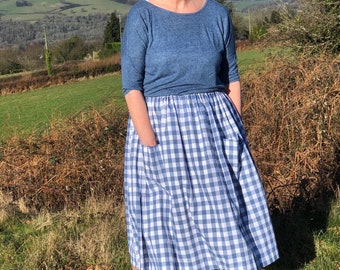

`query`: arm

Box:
[222,11,241,116]
[222,9,242,116]
[121,10,155,146]
[226,80,241,116]
[125,90,157,147]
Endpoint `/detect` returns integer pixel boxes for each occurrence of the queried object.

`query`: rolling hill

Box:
[0,0,277,49]
[0,0,275,21]
[0,0,133,21]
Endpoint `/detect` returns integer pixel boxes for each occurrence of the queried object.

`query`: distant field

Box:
[0,0,275,21]
[233,0,273,11]
[0,0,131,21]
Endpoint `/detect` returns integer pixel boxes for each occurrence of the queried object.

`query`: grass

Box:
[0,194,131,269]
[237,47,270,74]
[267,192,340,270]
[0,73,124,141]
[0,191,338,269]
[303,194,340,270]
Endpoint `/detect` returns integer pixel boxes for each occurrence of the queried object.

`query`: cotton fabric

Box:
[124,92,279,269]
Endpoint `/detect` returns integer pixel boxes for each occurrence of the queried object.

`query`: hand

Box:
[140,133,157,147]
[125,90,158,147]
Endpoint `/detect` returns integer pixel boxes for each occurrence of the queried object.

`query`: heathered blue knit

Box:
[121,0,240,97]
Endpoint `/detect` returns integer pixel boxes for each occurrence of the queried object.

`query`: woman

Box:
[121,0,279,269]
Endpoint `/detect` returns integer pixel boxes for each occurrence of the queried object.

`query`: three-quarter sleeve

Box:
[220,10,240,84]
[121,9,149,96]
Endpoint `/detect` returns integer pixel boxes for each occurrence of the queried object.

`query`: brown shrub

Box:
[242,53,340,213]
[0,53,338,214]
[0,107,128,211]
[0,55,121,95]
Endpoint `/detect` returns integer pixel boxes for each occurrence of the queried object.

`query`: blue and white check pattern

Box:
[124,91,279,269]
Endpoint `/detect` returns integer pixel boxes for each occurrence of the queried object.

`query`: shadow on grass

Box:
[266,154,339,270]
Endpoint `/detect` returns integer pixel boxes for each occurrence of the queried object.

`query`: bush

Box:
[0,60,24,75]
[52,36,89,64]
[104,42,121,53]
[0,107,127,211]
[0,55,121,95]
[242,52,339,213]
[272,0,339,55]
[99,42,121,59]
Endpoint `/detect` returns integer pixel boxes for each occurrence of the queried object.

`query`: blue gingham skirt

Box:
[124,91,279,269]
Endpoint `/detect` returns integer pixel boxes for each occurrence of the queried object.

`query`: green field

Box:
[0,0,276,21]
[233,0,272,11]
[0,73,124,141]
[0,0,131,21]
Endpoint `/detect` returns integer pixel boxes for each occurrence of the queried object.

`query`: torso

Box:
[121,0,240,97]
[139,0,229,96]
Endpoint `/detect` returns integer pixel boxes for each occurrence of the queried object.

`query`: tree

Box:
[103,12,121,44]
[273,0,339,55]
[216,0,248,40]
[53,36,88,63]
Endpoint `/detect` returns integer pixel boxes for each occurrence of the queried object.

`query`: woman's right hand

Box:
[125,90,157,147]
[140,132,157,147]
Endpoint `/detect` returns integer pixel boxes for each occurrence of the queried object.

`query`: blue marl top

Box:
[121,0,240,97]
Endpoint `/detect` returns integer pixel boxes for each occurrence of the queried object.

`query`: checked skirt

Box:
[124,91,279,269]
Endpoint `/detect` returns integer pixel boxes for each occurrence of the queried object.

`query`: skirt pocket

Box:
[223,136,243,181]
[141,144,167,191]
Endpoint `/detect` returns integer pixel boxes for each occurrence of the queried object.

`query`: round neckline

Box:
[144,0,208,15]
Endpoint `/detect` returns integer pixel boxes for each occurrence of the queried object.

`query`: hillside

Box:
[0,13,114,48]
[0,0,281,49]
[0,0,134,21]
[0,0,276,21]
[0,0,135,48]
